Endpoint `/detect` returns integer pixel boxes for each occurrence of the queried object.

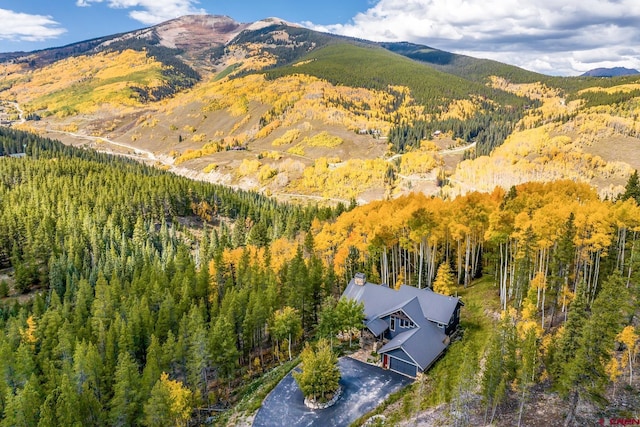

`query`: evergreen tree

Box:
[208,316,239,383]
[141,335,164,396]
[52,373,82,427]
[307,255,325,324]
[622,170,640,204]
[335,297,365,348]
[293,339,341,403]
[561,273,629,425]
[109,351,142,427]
[317,299,339,346]
[186,307,210,401]
[72,340,104,404]
[550,281,588,388]
[481,311,517,424]
[450,340,479,427]
[516,325,539,426]
[1,374,42,427]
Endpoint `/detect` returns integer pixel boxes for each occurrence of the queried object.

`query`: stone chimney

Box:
[354,272,366,286]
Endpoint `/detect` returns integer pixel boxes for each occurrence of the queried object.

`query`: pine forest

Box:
[0,16,639,427]
[0,126,638,425]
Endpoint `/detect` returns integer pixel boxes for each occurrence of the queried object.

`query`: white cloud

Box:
[304,0,640,75]
[0,9,66,42]
[77,0,205,25]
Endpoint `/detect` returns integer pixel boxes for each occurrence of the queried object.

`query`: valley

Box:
[0,13,639,427]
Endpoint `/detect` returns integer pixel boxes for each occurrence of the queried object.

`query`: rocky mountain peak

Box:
[153,15,247,50]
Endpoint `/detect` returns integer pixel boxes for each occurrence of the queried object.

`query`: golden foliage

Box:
[228,95,249,117]
[174,142,223,165]
[432,263,455,296]
[617,325,638,377]
[21,316,37,348]
[438,98,479,121]
[237,159,262,176]
[203,163,218,173]
[259,151,282,160]
[255,120,282,139]
[2,50,164,115]
[455,77,640,199]
[450,124,633,197]
[302,131,343,148]
[258,164,278,184]
[62,123,79,133]
[606,356,622,383]
[163,72,429,145]
[230,114,251,134]
[286,144,305,156]
[314,181,623,281]
[159,372,193,425]
[295,157,388,200]
[579,83,640,95]
[399,151,441,175]
[272,129,301,146]
[191,133,207,143]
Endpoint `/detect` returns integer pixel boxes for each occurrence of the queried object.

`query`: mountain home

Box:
[342,272,463,378]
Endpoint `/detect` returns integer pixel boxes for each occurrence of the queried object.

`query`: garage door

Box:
[389,356,417,377]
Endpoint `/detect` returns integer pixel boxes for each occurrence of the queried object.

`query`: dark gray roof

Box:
[378,296,424,326]
[342,280,461,325]
[378,322,447,370]
[366,318,389,337]
[397,285,462,325]
[343,278,459,372]
[379,328,418,354]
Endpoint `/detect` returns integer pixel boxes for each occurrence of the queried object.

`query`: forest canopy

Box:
[0,127,638,425]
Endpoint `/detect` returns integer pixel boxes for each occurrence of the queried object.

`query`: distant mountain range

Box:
[580,67,640,77]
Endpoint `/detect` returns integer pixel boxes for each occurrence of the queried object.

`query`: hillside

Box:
[0,15,639,203]
[0,129,638,426]
[0,16,528,203]
[2,13,640,427]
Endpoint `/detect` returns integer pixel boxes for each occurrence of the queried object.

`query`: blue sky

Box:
[0,1,371,50]
[1,0,639,76]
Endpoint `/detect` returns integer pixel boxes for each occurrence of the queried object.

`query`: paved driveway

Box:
[253,357,412,427]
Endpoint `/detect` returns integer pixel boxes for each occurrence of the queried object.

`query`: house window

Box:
[399,319,405,328]
[390,317,395,331]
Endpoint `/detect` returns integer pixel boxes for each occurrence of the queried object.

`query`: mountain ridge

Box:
[580,66,639,77]
[0,14,639,202]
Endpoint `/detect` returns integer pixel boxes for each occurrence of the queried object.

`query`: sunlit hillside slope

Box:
[1,15,639,202]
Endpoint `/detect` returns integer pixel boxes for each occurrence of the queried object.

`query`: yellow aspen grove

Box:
[617,325,638,385]
[163,373,193,425]
[605,356,622,397]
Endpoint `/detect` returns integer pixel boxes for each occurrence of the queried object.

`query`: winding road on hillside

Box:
[10,102,26,124]
[13,100,475,198]
[384,141,477,182]
[384,140,477,164]
[47,129,158,161]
